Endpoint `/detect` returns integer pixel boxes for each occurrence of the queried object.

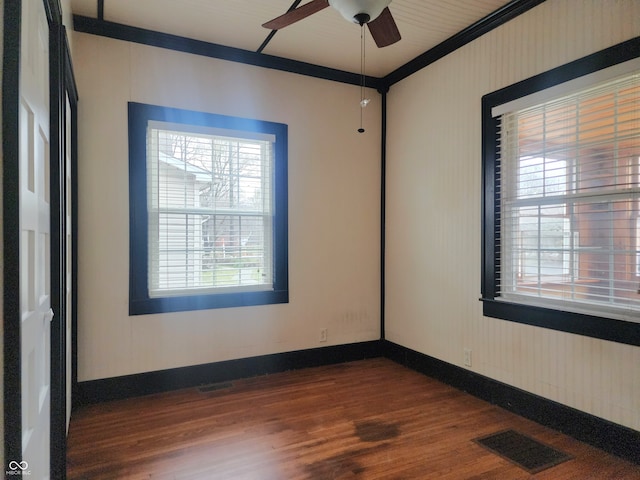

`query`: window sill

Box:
[480,297,640,346]
[130,289,289,315]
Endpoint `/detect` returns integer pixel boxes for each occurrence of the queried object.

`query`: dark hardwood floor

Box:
[67,358,640,479]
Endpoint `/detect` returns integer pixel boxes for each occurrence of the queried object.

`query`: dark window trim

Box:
[128,102,289,315]
[481,37,640,347]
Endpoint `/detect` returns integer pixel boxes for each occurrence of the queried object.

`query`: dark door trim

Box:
[49,4,77,479]
[49,10,66,480]
[3,0,24,470]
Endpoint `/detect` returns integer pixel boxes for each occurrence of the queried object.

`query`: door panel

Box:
[20,0,51,477]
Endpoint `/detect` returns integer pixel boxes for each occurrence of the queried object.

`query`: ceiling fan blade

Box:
[262,0,330,30]
[367,7,401,48]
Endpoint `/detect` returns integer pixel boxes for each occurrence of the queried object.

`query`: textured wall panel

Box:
[386,0,640,430]
[74,34,381,381]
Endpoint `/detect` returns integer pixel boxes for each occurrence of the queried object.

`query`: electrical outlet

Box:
[463,348,472,367]
[320,328,328,342]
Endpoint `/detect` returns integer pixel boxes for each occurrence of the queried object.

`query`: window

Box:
[129,103,288,314]
[482,40,640,346]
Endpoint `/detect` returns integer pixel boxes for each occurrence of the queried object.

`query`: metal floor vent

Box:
[197,381,233,393]
[474,429,573,473]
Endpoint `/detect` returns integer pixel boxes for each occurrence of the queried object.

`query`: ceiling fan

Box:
[262,0,401,48]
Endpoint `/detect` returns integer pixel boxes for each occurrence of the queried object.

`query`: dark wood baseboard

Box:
[382,340,640,465]
[74,340,384,406]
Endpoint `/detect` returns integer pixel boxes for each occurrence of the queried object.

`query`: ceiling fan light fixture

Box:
[329,0,391,24]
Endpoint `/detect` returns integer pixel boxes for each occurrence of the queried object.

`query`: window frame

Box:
[481,38,640,346]
[129,102,289,315]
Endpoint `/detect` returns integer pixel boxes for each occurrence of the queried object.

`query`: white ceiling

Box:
[69,0,514,78]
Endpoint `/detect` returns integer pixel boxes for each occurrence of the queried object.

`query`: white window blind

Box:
[146,121,274,297]
[497,72,640,322]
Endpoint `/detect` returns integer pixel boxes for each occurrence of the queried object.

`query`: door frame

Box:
[3,0,73,475]
[3,0,24,468]
[64,30,79,423]
[50,21,78,479]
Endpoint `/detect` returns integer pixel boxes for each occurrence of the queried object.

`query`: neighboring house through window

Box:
[481,40,640,345]
[129,103,288,314]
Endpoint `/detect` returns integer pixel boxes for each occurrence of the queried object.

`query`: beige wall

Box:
[385,0,640,431]
[74,33,382,381]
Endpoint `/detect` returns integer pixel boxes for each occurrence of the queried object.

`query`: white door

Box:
[20,0,51,477]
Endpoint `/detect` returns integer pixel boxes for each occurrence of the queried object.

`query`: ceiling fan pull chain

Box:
[358,23,369,133]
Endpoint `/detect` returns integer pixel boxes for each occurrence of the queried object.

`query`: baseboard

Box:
[74,340,383,406]
[382,340,640,465]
